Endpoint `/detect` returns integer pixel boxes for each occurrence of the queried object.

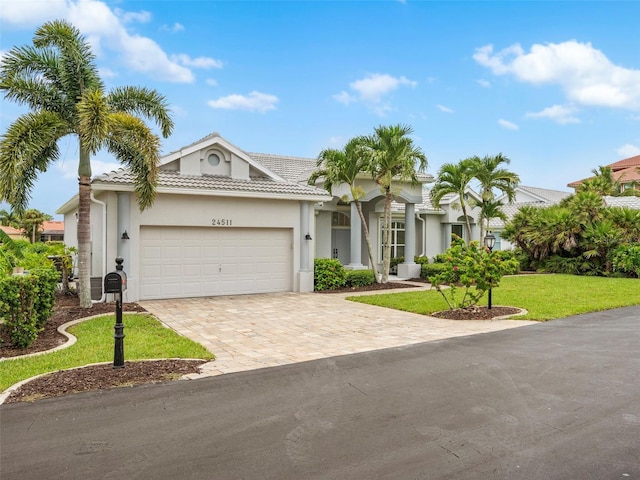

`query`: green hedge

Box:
[314,258,347,291]
[345,269,376,287]
[421,262,449,281]
[0,267,58,348]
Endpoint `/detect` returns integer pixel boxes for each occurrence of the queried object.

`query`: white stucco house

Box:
[58,132,574,301]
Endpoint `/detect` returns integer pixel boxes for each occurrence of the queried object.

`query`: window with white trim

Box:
[380,221,405,259]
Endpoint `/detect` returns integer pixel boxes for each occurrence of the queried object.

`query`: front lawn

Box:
[348,274,640,321]
[0,314,214,392]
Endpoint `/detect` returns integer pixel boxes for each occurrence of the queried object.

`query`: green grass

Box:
[0,313,214,392]
[348,274,640,321]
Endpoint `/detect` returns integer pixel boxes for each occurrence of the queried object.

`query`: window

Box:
[380,221,405,259]
[332,211,350,227]
[208,153,221,166]
[451,224,463,239]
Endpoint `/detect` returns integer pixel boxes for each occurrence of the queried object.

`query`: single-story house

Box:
[0,225,23,241]
[567,154,640,193]
[40,220,65,242]
[57,132,580,301]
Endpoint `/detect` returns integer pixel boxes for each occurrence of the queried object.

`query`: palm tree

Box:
[577,166,621,196]
[478,198,507,237]
[430,158,476,241]
[362,124,427,283]
[0,208,21,228]
[0,20,173,307]
[470,153,520,241]
[308,137,379,281]
[20,208,52,243]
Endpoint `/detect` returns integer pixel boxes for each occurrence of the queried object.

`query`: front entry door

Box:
[331,229,350,265]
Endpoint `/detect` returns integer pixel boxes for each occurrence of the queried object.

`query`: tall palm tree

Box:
[308,137,379,281]
[470,153,520,241]
[430,158,476,241]
[0,20,173,307]
[362,124,427,283]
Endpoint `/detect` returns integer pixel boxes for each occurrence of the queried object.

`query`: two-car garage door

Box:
[139,226,292,300]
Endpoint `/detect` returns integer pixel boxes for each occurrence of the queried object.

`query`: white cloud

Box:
[114,8,151,24]
[161,22,185,33]
[57,157,121,179]
[616,144,640,158]
[436,104,454,113]
[206,78,218,87]
[350,73,417,102]
[207,91,279,113]
[171,54,222,69]
[333,73,417,115]
[332,91,355,105]
[0,0,199,83]
[498,119,519,130]
[526,104,580,124]
[474,40,640,110]
[98,67,117,78]
[476,79,491,88]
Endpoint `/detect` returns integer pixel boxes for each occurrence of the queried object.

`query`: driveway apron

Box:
[140,289,536,378]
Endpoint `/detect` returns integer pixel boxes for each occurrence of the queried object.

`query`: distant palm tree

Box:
[0,208,20,228]
[362,124,427,283]
[20,208,52,243]
[470,153,520,241]
[431,158,476,241]
[577,166,622,196]
[0,20,173,307]
[308,137,380,281]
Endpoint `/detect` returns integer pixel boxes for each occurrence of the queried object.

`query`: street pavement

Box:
[1,306,639,479]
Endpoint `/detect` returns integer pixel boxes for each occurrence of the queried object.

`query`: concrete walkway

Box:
[140,286,536,378]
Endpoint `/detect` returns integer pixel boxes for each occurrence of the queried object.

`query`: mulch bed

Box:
[317,281,422,294]
[431,306,522,321]
[1,291,205,404]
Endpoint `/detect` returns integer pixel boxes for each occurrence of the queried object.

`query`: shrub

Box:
[0,266,58,348]
[429,236,514,310]
[421,262,449,281]
[314,258,346,291]
[345,269,375,287]
[612,245,640,278]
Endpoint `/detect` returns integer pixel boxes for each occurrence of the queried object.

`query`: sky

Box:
[1,0,639,219]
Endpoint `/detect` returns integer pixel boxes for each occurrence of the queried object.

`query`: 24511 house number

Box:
[211,218,232,226]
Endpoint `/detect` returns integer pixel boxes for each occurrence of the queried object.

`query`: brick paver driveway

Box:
[140,287,536,378]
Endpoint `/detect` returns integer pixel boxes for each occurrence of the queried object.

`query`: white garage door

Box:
[139,226,292,300]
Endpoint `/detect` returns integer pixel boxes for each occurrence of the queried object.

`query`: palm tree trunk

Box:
[354,199,380,282]
[461,202,473,242]
[78,174,92,308]
[77,143,93,308]
[381,192,393,283]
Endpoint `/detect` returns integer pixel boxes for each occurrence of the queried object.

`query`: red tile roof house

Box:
[0,225,23,241]
[40,221,65,242]
[567,154,640,193]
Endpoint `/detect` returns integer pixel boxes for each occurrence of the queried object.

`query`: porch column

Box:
[398,203,421,278]
[298,201,314,292]
[348,201,364,268]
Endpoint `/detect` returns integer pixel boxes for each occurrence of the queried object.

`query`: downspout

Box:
[91,192,107,304]
[416,213,426,257]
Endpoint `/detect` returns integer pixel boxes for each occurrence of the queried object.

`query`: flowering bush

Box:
[430,235,518,310]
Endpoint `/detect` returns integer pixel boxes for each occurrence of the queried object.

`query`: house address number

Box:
[211,218,232,226]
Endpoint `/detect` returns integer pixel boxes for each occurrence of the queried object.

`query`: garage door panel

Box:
[140,226,292,300]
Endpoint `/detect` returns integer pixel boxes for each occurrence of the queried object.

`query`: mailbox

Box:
[104,257,127,293]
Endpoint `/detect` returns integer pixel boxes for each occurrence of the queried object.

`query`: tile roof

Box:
[41,221,64,233]
[603,195,640,209]
[248,152,317,182]
[92,169,330,198]
[516,185,571,203]
[568,154,640,188]
[0,225,22,235]
[609,155,640,170]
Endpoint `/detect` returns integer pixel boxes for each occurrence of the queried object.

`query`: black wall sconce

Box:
[305,233,312,240]
[121,230,130,240]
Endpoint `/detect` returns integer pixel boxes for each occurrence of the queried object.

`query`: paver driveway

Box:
[140,287,536,378]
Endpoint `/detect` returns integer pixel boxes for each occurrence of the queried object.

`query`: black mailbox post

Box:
[104,257,127,368]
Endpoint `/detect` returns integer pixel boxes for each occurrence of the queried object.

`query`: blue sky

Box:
[1,0,639,219]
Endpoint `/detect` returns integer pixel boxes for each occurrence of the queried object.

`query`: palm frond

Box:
[108,86,174,138]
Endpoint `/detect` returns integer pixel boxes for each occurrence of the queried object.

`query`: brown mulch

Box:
[1,292,205,404]
[317,281,422,294]
[432,306,522,320]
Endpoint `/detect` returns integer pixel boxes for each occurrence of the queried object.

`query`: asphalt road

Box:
[2,307,639,479]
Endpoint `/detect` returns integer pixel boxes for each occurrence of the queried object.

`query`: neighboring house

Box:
[567,154,640,193]
[58,132,331,301]
[489,186,571,250]
[0,225,23,240]
[40,221,64,242]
